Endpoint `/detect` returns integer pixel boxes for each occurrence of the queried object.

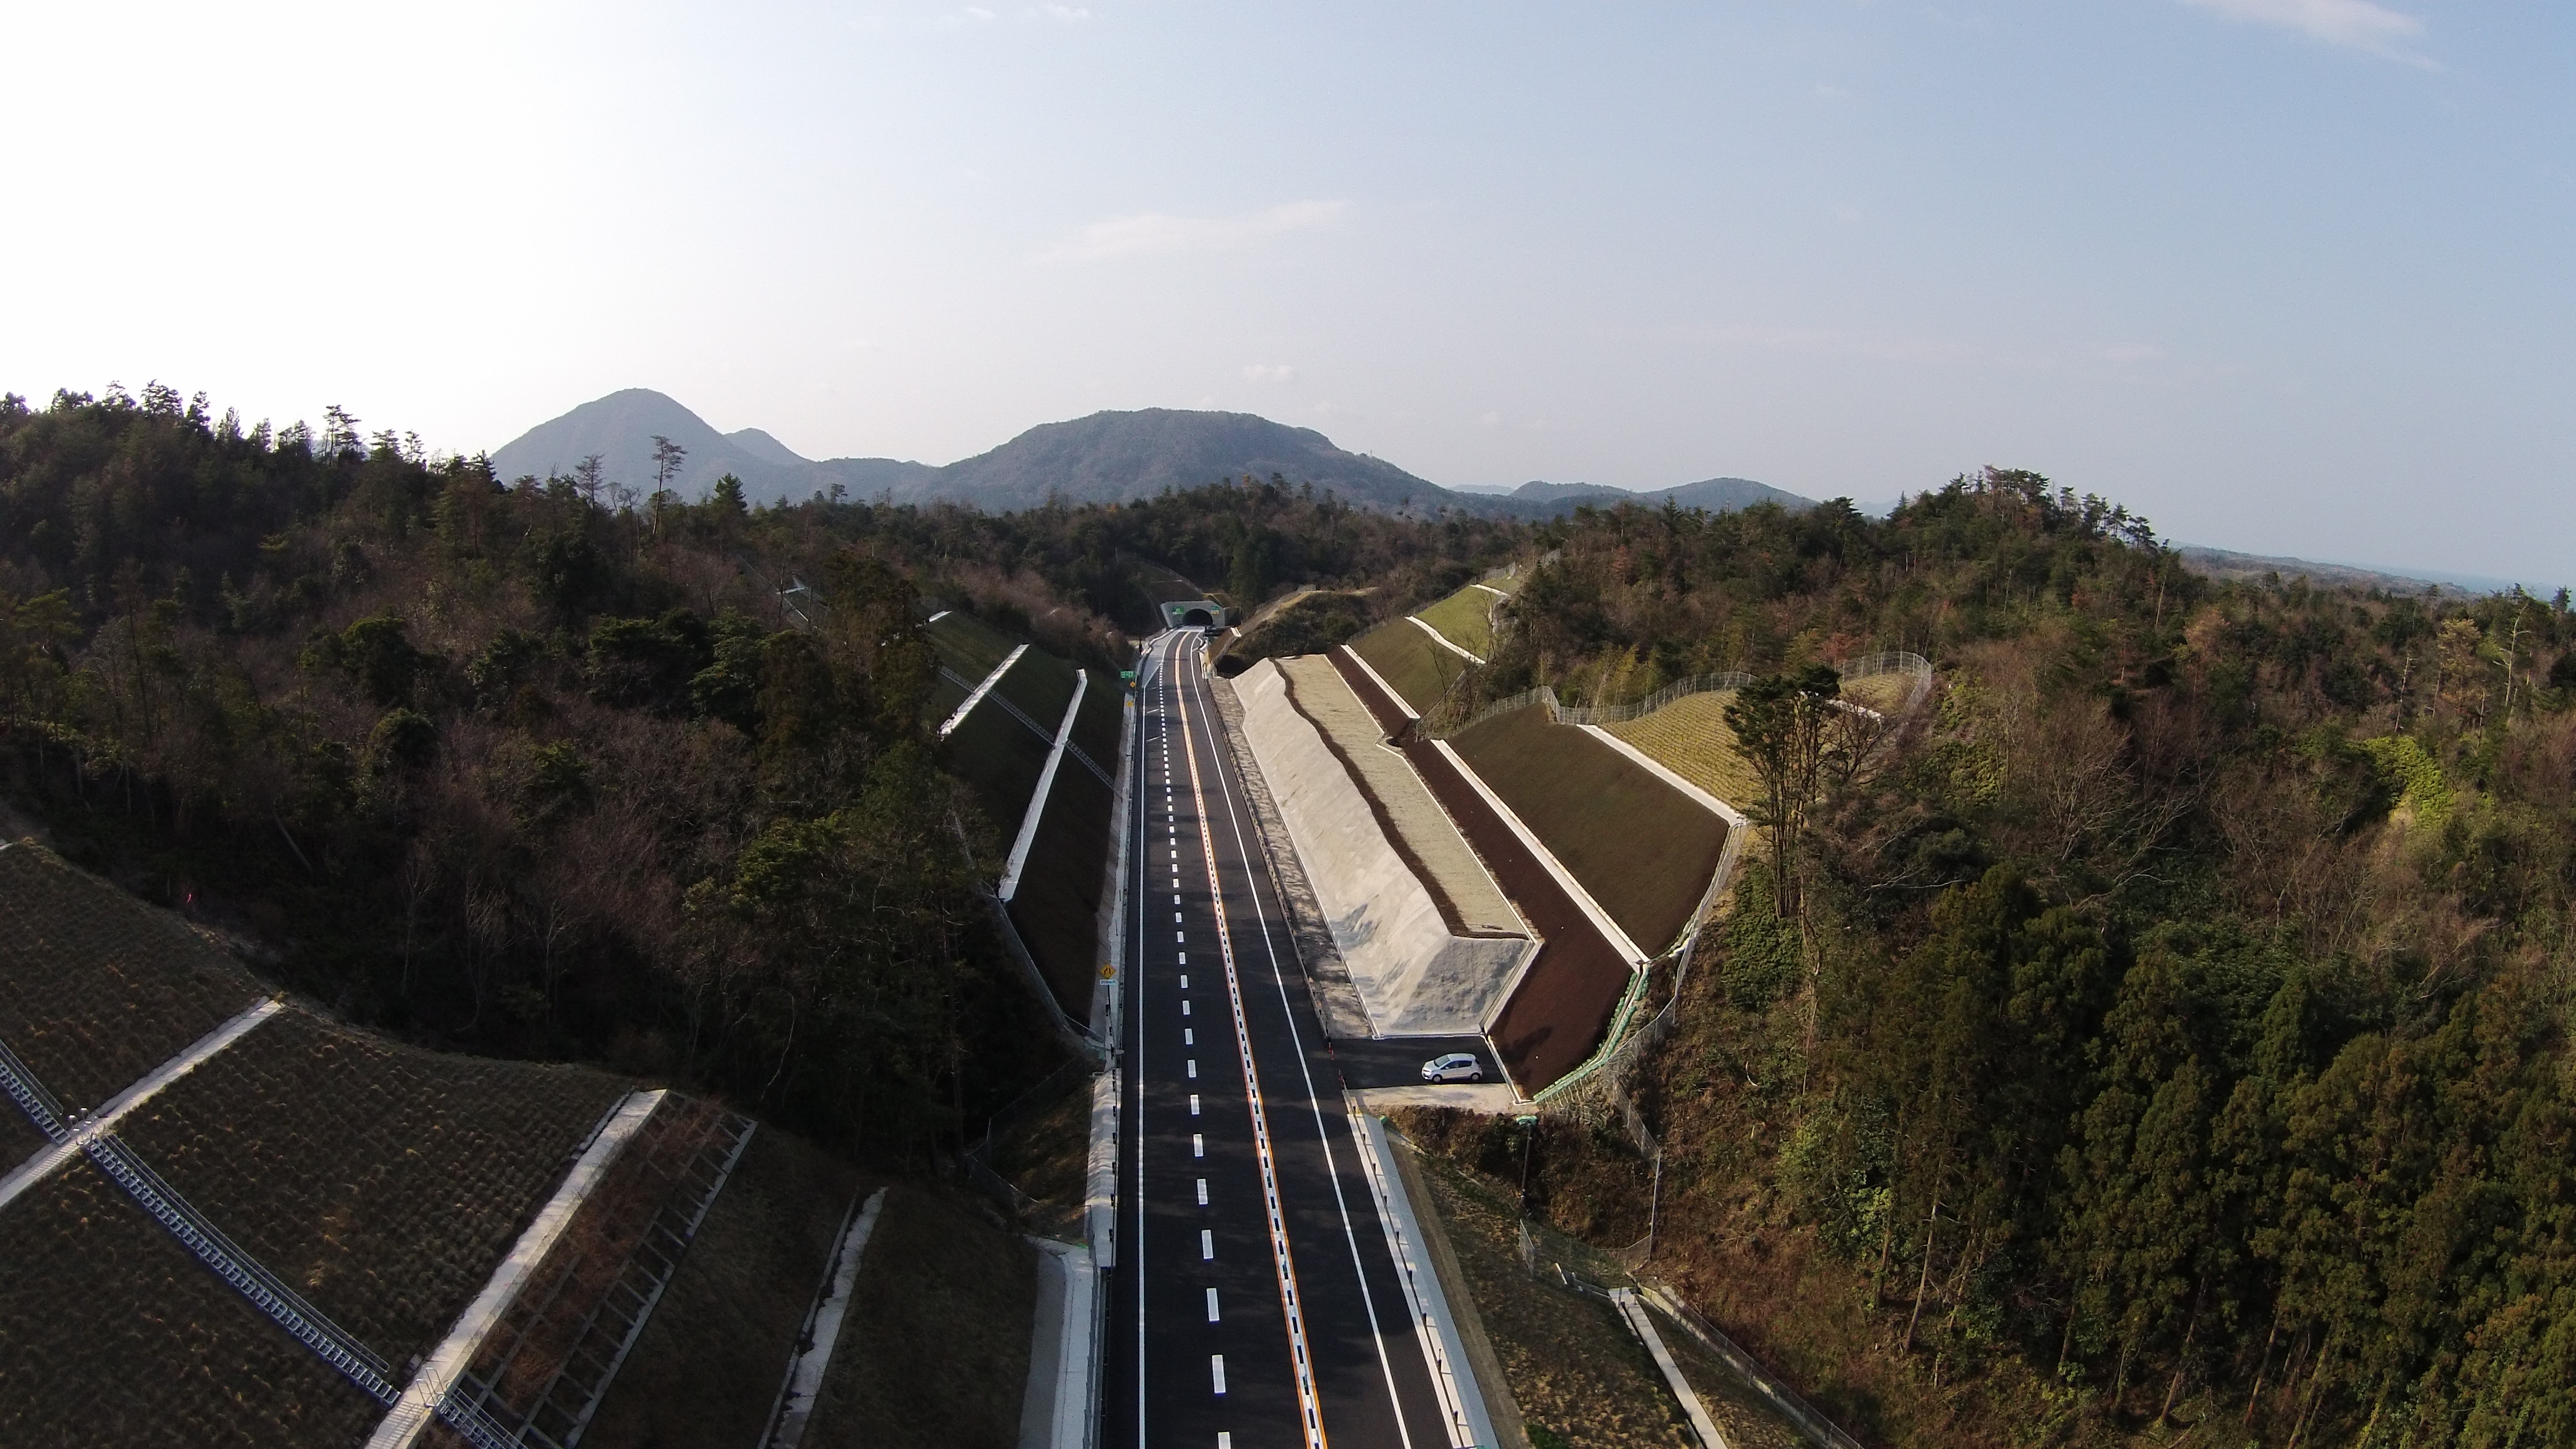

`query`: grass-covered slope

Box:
[1601,690,1761,809]
[580,1129,875,1448]
[1401,1146,1696,1449]
[1350,618,1469,715]
[117,1005,628,1364]
[799,1185,1037,1449]
[0,1162,385,1447]
[1413,583,1501,659]
[1448,703,1729,954]
[942,682,1056,845]
[924,610,1127,1014]
[1002,665,1126,1009]
[1005,756,1115,1009]
[927,611,1022,687]
[0,842,269,1112]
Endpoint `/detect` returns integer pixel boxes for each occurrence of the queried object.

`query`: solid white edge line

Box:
[1406,614,1484,666]
[366,1089,666,1449]
[1188,648,1423,1449]
[1176,650,1330,1449]
[1427,737,1649,968]
[939,642,1031,738]
[999,667,1091,900]
[0,997,282,1213]
[1349,1112,1491,1449]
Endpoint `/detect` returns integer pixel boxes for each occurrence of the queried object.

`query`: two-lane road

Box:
[1102,633,1462,1449]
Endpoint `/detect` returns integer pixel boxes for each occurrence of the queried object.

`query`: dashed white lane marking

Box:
[1208,1287,1223,1322]
[1212,1356,1229,1396]
[1203,1229,1216,1260]
[1190,1094,1201,1115]
[1198,1178,1210,1205]
[1194,1134,1205,1158]
[1182,1000,1192,1015]
[1176,655,1329,1449]
[1188,1060,1197,1078]
[1185,1029,1195,1046]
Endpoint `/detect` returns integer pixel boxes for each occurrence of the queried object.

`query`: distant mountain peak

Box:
[489,391,1814,519]
[723,427,809,468]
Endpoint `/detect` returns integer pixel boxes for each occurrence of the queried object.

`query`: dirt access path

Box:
[1329,649,1634,1093]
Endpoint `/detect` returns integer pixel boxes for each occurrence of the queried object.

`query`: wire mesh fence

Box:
[1430,652,1930,742]
[962,1055,1095,1242]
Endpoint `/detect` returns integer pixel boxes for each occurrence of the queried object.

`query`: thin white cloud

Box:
[2178,0,2430,62]
[1699,325,1991,365]
[1242,364,1297,383]
[1039,199,1350,262]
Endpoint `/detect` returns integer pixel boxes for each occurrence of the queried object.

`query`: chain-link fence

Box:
[1429,652,1930,741]
[962,1055,1095,1242]
[1518,651,1932,1118]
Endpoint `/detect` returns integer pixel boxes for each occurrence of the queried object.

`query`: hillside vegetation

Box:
[0,384,1528,1159]
[1427,472,2576,1447]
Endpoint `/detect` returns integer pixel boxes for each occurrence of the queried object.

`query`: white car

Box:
[1419,1052,1485,1084]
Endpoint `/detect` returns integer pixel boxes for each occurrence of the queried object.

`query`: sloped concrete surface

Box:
[1276,658,1522,937]
[1233,659,1535,1037]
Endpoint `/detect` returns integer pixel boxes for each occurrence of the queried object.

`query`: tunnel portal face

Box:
[1182,607,1213,628]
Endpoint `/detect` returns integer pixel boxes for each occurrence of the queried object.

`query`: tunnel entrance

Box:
[1182,607,1214,628]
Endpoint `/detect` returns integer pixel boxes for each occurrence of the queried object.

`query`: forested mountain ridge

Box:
[0,384,1521,1158]
[1417,475,2576,1448]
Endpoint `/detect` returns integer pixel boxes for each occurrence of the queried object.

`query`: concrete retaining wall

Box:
[1235,659,1535,1036]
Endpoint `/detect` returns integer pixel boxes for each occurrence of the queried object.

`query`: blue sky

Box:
[5,2,2570,583]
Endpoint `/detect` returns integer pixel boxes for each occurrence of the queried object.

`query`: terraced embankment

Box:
[1232,658,1532,1035]
[115,1008,628,1363]
[0,1160,388,1446]
[0,843,270,1113]
[1601,691,1763,808]
[1350,616,1471,716]
[1411,582,1504,660]
[1447,703,1730,958]
[924,608,1127,1014]
[0,840,1034,1448]
[1329,655,1636,1092]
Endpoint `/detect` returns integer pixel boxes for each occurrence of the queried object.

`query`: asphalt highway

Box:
[1101,632,1460,1449]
